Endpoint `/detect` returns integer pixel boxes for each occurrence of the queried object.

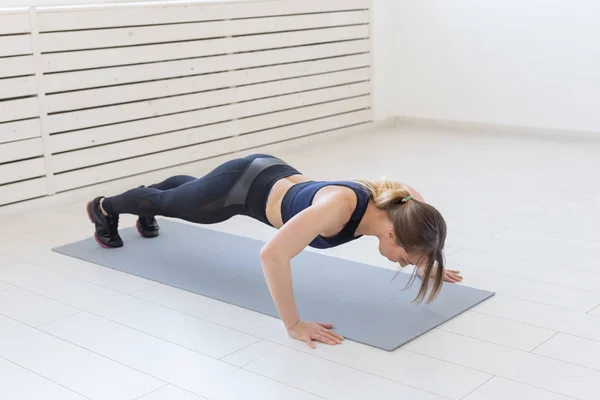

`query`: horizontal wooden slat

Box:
[42,25,369,73]
[44,40,369,93]
[0,158,45,185]
[0,76,37,100]
[0,11,30,35]
[0,35,33,57]
[229,96,370,134]
[0,119,41,144]
[47,73,370,134]
[37,0,370,32]
[47,55,370,112]
[0,138,43,163]
[0,55,35,79]
[50,83,370,153]
[54,110,371,192]
[0,97,39,123]
[235,109,371,153]
[40,11,368,52]
[52,96,370,172]
[0,178,47,206]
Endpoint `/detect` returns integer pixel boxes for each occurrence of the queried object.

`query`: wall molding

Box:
[394,116,600,143]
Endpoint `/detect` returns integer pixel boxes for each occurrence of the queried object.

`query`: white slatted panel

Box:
[46,55,370,112]
[52,96,370,172]
[44,40,369,93]
[0,119,41,144]
[0,8,45,206]
[54,110,370,192]
[0,76,37,100]
[0,140,46,206]
[0,138,43,164]
[0,35,33,57]
[47,71,369,134]
[0,9,46,205]
[37,0,370,31]
[0,56,35,79]
[0,97,39,123]
[228,96,370,134]
[0,9,34,83]
[0,8,41,203]
[0,9,30,35]
[50,84,370,154]
[0,158,45,186]
[42,25,368,73]
[0,4,35,161]
[0,178,47,206]
[29,0,373,195]
[40,11,368,52]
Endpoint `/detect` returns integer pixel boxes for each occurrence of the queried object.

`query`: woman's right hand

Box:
[287,320,344,349]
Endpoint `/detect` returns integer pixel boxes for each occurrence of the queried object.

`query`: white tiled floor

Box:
[1,125,599,399]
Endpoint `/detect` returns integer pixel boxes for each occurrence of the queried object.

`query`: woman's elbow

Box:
[260,245,281,268]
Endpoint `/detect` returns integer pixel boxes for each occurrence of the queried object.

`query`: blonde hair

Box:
[354,179,412,209]
[355,179,447,304]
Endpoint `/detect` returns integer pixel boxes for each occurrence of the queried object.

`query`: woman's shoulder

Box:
[312,184,359,218]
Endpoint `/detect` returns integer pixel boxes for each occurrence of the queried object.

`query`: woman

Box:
[86,153,461,348]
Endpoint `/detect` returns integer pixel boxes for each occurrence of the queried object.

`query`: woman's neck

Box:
[355,202,391,239]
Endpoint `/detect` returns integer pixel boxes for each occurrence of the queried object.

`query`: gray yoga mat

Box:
[53,219,494,351]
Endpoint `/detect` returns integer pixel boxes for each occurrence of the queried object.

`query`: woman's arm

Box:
[260,192,355,347]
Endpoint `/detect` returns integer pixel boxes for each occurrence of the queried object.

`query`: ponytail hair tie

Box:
[402,195,413,203]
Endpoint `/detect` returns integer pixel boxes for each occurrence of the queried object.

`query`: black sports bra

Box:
[280,180,370,249]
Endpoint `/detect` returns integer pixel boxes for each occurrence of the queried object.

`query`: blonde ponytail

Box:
[355,179,413,209]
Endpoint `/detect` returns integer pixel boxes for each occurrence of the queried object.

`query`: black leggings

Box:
[101,154,300,226]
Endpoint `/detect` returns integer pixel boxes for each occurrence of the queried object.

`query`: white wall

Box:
[370,0,397,122]
[388,0,600,134]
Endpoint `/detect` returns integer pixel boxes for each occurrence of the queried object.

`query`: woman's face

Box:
[378,230,416,267]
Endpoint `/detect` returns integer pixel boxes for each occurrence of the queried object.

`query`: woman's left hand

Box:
[442,269,462,283]
[417,266,463,283]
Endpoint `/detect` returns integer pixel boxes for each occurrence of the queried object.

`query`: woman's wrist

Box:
[286,318,301,332]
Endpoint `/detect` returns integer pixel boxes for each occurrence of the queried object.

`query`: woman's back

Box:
[265,174,371,243]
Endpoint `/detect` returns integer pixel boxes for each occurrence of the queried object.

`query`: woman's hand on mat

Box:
[417,266,463,283]
[442,269,462,283]
[287,320,344,349]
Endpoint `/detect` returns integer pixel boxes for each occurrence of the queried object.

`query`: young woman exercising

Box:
[86,153,461,348]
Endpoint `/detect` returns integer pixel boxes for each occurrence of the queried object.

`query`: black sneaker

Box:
[86,197,123,248]
[136,216,159,238]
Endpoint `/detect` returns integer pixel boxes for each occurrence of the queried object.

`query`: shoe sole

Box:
[86,200,120,249]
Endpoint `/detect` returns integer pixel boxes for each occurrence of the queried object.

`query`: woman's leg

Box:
[146,175,196,191]
[132,176,197,239]
[87,157,256,248]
